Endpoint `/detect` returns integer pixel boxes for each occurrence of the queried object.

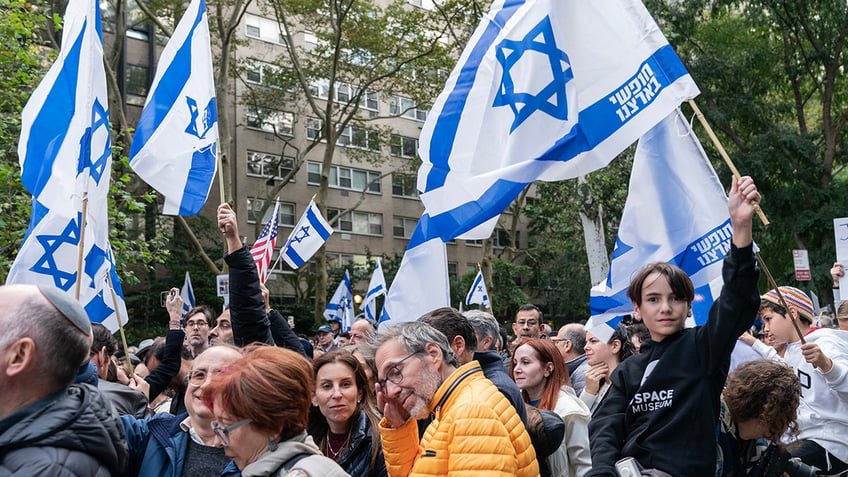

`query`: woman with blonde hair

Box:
[203,345,348,476]
[511,338,591,477]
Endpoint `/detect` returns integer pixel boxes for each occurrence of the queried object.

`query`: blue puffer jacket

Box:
[121,412,240,477]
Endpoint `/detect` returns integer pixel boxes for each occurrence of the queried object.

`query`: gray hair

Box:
[463,310,500,347]
[560,323,587,354]
[0,296,92,390]
[362,322,459,368]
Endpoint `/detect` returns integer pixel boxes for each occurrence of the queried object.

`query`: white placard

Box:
[835,218,848,290]
[793,249,811,281]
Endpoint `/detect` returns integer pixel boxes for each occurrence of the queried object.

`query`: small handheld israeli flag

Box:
[362,259,387,321]
[280,200,333,269]
[324,270,354,331]
[466,268,490,309]
[180,271,196,316]
[129,0,218,216]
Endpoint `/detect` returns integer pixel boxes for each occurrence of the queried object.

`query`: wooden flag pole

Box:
[106,271,135,376]
[74,193,89,300]
[687,99,769,225]
[216,141,226,204]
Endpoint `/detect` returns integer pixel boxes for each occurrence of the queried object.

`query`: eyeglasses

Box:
[187,367,228,387]
[186,320,209,328]
[211,419,252,446]
[515,320,539,327]
[378,351,421,390]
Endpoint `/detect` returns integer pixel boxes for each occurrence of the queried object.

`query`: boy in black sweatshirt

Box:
[587,176,761,477]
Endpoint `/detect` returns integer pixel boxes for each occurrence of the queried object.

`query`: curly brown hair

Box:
[723,359,800,441]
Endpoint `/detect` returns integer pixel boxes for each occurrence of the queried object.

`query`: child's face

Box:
[633,272,690,342]
[760,308,797,344]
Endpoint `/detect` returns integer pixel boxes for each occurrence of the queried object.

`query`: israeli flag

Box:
[380,217,451,329]
[324,270,354,331]
[466,269,490,309]
[362,259,387,321]
[7,0,128,331]
[417,0,700,243]
[280,200,333,269]
[180,271,196,316]
[587,109,732,342]
[129,0,218,216]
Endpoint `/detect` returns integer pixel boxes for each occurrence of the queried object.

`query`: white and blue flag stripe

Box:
[8,0,128,331]
[587,109,733,342]
[281,200,333,269]
[417,0,699,243]
[129,0,217,216]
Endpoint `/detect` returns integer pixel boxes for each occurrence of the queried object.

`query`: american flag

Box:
[250,201,280,283]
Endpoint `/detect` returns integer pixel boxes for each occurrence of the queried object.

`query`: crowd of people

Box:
[1,176,847,477]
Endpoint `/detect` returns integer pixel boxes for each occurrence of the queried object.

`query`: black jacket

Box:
[474,350,528,427]
[226,246,305,356]
[587,244,760,477]
[0,384,128,476]
[308,410,386,477]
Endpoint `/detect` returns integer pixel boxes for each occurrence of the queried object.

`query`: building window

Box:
[393,217,417,238]
[390,134,418,159]
[389,95,427,121]
[246,151,294,180]
[308,162,381,193]
[306,117,322,140]
[246,198,296,226]
[339,125,380,151]
[466,239,483,247]
[245,14,283,45]
[494,229,520,249]
[309,79,377,111]
[391,173,418,198]
[246,106,294,136]
[448,262,458,281]
[328,209,383,236]
[125,64,148,106]
[244,61,281,87]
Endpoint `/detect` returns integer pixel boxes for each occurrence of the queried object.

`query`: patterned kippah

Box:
[761,286,814,324]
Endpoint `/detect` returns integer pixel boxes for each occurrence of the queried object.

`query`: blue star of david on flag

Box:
[293,226,311,244]
[77,98,110,185]
[493,16,573,132]
[184,96,217,139]
[30,214,81,291]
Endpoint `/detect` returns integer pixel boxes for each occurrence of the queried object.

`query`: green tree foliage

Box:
[649,0,848,303]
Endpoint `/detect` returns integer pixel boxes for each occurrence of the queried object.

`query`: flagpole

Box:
[685,101,804,341]
[687,99,769,225]
[74,193,89,300]
[106,271,135,375]
[216,140,225,204]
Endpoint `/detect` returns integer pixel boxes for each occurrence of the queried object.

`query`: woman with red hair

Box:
[203,345,348,476]
[512,338,592,477]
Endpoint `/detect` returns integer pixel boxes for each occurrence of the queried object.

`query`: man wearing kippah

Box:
[757,286,848,474]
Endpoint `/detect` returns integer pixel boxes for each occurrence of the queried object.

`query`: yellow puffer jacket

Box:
[380,361,539,477]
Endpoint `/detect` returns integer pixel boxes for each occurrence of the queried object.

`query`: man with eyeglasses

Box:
[511,304,543,349]
[122,345,243,477]
[184,306,214,357]
[365,321,538,476]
